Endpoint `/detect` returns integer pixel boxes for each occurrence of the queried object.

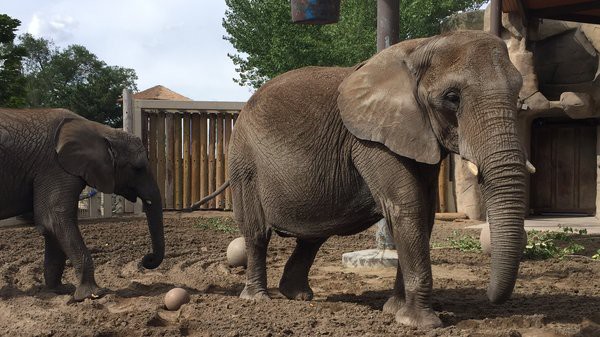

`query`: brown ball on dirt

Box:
[164,287,190,311]
[227,237,247,267]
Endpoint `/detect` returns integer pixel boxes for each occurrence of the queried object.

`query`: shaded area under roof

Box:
[502,0,600,25]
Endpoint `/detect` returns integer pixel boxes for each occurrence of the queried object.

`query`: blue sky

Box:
[3,0,253,102]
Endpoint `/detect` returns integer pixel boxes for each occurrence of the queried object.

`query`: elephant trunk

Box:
[477,113,527,304]
[140,179,165,269]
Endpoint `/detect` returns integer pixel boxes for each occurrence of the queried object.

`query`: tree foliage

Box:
[0,14,137,127]
[18,34,138,127]
[18,34,138,126]
[0,14,27,107]
[223,0,486,89]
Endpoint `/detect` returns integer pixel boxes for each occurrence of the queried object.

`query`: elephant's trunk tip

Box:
[486,283,513,304]
[141,252,163,269]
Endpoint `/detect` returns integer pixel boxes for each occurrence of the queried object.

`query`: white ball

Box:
[480,224,491,256]
[164,287,190,311]
[227,237,247,267]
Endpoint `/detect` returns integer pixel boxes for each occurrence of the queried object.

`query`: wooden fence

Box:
[124,92,244,211]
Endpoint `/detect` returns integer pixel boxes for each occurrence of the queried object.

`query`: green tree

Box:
[223,0,486,89]
[19,34,138,127]
[0,14,26,107]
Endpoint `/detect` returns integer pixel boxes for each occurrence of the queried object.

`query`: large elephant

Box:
[228,30,530,328]
[0,108,164,301]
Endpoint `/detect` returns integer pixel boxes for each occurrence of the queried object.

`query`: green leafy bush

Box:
[447,231,481,252]
[523,229,585,260]
[194,217,238,233]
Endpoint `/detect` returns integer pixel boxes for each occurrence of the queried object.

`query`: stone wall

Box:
[444,8,600,218]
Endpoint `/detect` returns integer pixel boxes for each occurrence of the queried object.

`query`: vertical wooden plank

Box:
[208,114,216,209]
[141,111,149,153]
[200,113,209,209]
[191,114,201,203]
[224,114,233,210]
[438,158,448,213]
[216,114,225,209]
[149,114,158,181]
[174,115,183,209]
[183,115,191,208]
[578,125,597,212]
[157,112,166,204]
[164,114,174,209]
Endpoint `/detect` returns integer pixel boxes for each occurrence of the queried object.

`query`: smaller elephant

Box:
[0,108,165,301]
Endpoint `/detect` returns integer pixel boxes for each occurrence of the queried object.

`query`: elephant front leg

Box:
[352,143,442,329]
[34,178,105,301]
[382,263,405,314]
[53,224,105,301]
[387,209,441,329]
[279,238,326,301]
[43,234,71,294]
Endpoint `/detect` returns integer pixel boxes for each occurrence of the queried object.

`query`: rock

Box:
[341,249,397,269]
[524,92,550,112]
[528,19,579,41]
[454,154,486,221]
[560,92,595,119]
[510,52,539,98]
[534,28,598,100]
[480,224,491,256]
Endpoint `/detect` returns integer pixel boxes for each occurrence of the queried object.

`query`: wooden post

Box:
[102,193,112,217]
[216,114,225,209]
[174,115,183,209]
[156,112,166,204]
[165,114,174,209]
[149,114,158,180]
[208,114,216,209]
[200,113,208,209]
[183,115,191,208]
[224,114,233,210]
[438,157,448,213]
[191,114,201,203]
[122,89,135,213]
[89,192,101,218]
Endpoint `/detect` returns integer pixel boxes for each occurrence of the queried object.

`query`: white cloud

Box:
[27,13,78,43]
[3,0,252,102]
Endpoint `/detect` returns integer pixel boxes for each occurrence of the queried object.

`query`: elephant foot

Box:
[279,279,313,301]
[73,283,107,302]
[395,306,443,329]
[46,283,75,295]
[240,285,270,301]
[382,295,405,314]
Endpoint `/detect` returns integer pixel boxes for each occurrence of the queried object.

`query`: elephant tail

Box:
[186,180,231,211]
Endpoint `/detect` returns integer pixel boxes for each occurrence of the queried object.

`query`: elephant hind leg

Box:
[233,180,271,301]
[279,237,326,301]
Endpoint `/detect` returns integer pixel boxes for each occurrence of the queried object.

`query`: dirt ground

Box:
[0,213,599,337]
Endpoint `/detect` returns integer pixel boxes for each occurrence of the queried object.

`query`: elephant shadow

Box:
[325,288,600,326]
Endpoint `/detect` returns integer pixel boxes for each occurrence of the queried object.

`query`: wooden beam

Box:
[529,1,600,18]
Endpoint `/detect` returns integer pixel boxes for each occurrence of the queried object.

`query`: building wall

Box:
[445,8,600,218]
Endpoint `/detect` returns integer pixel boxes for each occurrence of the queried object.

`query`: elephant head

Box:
[338,30,527,303]
[54,117,164,269]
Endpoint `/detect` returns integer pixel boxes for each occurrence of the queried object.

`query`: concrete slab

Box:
[341,249,398,268]
[467,216,600,234]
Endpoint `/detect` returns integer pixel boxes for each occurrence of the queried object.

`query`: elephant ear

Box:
[337,42,440,164]
[55,118,116,193]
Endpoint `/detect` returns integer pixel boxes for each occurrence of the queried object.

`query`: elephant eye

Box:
[444,91,460,104]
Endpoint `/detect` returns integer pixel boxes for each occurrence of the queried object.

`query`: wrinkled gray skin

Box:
[229,31,527,328]
[0,108,164,301]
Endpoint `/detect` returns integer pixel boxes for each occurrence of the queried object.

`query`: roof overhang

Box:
[502,0,600,25]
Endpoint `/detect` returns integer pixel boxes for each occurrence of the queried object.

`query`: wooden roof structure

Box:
[502,0,600,25]
[133,85,191,101]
